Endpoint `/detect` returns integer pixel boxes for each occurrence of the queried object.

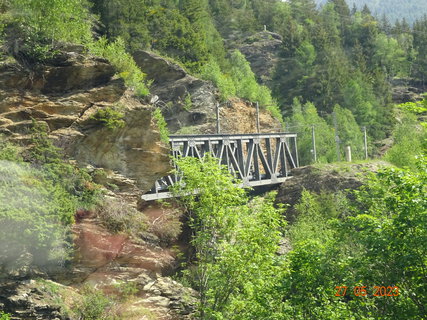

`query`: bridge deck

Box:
[141,132,298,201]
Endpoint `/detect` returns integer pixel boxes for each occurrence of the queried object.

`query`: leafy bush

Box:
[89,37,150,97]
[0,312,10,320]
[182,93,193,111]
[286,99,336,165]
[152,108,170,144]
[9,0,92,61]
[278,157,427,319]
[199,59,236,101]
[91,106,125,130]
[385,111,427,169]
[200,52,283,122]
[73,286,115,320]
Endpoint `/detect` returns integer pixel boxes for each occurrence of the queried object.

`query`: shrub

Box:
[199,53,283,122]
[172,155,285,318]
[89,37,150,97]
[91,106,125,130]
[9,0,92,62]
[199,59,236,101]
[0,312,10,320]
[182,93,193,111]
[152,108,170,144]
[73,286,115,320]
[385,111,427,169]
[113,281,139,301]
[96,197,148,235]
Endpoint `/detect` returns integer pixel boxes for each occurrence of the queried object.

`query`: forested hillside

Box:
[318,0,427,25]
[0,0,426,319]
[43,0,427,162]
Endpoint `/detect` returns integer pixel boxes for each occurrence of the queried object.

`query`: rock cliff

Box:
[0,46,283,320]
[133,50,281,134]
[0,46,170,197]
[236,31,283,87]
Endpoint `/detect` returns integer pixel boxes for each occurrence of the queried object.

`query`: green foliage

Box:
[0,312,10,320]
[11,0,92,44]
[331,104,365,160]
[0,123,100,267]
[113,281,139,301]
[399,96,427,115]
[8,0,92,61]
[152,108,170,144]
[346,158,427,317]
[91,106,125,130]
[199,59,236,101]
[286,99,336,164]
[89,37,150,97]
[172,154,285,319]
[278,157,427,319]
[73,285,115,320]
[183,93,193,111]
[385,111,427,169]
[200,51,282,122]
[229,50,278,110]
[0,137,21,161]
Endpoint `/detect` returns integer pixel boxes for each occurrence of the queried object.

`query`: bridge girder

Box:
[142,133,298,201]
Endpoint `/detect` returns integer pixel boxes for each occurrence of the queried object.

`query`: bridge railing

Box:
[142,133,298,201]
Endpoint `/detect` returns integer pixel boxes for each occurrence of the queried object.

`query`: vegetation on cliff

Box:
[0,123,100,270]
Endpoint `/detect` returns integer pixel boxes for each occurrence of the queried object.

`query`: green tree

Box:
[10,0,92,60]
[331,104,365,160]
[286,99,336,164]
[344,158,427,317]
[172,154,285,319]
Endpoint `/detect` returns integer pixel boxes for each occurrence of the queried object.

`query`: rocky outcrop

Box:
[276,161,391,222]
[70,211,196,319]
[391,78,427,103]
[0,48,170,196]
[0,279,78,320]
[133,50,218,134]
[133,50,281,134]
[237,31,283,86]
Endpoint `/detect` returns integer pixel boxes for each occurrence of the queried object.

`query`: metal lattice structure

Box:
[141,133,299,201]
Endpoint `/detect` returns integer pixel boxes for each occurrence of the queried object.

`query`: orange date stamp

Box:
[335,286,400,297]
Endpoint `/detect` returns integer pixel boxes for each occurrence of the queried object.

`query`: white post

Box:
[345,146,352,162]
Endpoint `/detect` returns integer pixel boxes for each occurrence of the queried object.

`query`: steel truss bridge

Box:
[141,133,299,201]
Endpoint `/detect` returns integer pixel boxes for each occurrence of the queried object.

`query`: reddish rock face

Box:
[72,211,175,276]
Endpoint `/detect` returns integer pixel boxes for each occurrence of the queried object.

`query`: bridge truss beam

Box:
[142,133,298,201]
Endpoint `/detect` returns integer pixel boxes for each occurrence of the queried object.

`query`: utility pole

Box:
[216,102,220,134]
[311,125,317,163]
[333,111,341,161]
[363,126,368,160]
[255,102,260,133]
